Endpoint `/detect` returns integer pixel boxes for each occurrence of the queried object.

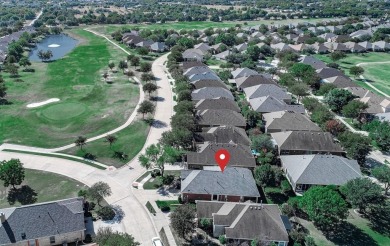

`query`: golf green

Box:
[41,102,87,121]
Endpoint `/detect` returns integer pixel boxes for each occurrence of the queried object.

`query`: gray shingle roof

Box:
[196,201,289,241]
[281,154,362,186]
[184,66,214,77]
[235,74,278,90]
[271,131,344,154]
[196,109,246,127]
[244,84,291,101]
[299,55,327,70]
[195,98,240,112]
[191,87,234,101]
[249,96,305,113]
[191,79,228,90]
[231,68,258,79]
[194,125,251,146]
[263,111,322,132]
[189,72,221,82]
[0,198,84,244]
[316,67,345,79]
[187,142,256,168]
[181,167,259,197]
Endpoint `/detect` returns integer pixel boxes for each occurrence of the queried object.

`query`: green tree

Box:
[372,165,390,195]
[341,178,383,213]
[310,107,333,126]
[317,83,336,96]
[130,57,140,68]
[140,62,152,72]
[75,136,87,150]
[137,47,149,56]
[342,100,368,119]
[137,100,155,119]
[171,113,195,131]
[324,88,355,113]
[289,83,309,103]
[95,227,140,246]
[289,63,315,83]
[299,186,348,229]
[0,159,25,188]
[88,181,112,207]
[363,120,390,152]
[250,134,274,152]
[349,66,364,78]
[173,101,194,114]
[0,83,7,101]
[108,62,115,70]
[177,90,192,102]
[105,135,117,149]
[170,204,196,240]
[254,164,274,187]
[118,60,128,74]
[338,132,371,166]
[141,73,154,82]
[330,51,346,62]
[160,129,193,150]
[18,56,31,68]
[246,45,262,61]
[143,82,158,97]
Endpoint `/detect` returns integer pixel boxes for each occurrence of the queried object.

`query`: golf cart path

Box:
[0,53,176,245]
[356,61,390,98]
[0,29,145,153]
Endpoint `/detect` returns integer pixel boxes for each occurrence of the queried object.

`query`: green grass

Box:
[90,18,336,35]
[145,201,156,215]
[155,200,180,211]
[0,29,139,147]
[2,149,106,169]
[314,52,390,95]
[0,169,87,208]
[143,170,181,190]
[61,120,149,167]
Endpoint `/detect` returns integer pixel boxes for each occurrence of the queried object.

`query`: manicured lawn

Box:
[0,29,139,147]
[314,52,390,95]
[143,170,181,190]
[155,200,180,211]
[0,169,86,208]
[61,120,149,167]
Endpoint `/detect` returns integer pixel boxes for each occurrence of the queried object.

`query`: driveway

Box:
[0,54,174,246]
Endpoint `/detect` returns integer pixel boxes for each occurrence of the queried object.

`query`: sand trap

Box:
[27,98,60,108]
[48,44,60,48]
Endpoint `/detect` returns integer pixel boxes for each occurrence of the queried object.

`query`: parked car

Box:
[152,237,163,246]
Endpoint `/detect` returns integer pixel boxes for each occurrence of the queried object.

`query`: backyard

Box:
[314,52,390,95]
[0,169,86,208]
[0,29,140,148]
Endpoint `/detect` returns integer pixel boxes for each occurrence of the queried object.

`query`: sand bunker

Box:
[48,44,60,48]
[27,98,60,108]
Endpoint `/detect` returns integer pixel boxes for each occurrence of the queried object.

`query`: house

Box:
[372,41,390,51]
[0,198,85,246]
[358,41,373,51]
[346,87,390,114]
[182,49,205,61]
[191,87,234,102]
[244,84,291,103]
[189,72,221,82]
[263,111,322,133]
[186,142,256,169]
[234,43,248,52]
[324,42,349,52]
[271,131,344,155]
[181,167,260,202]
[234,74,278,91]
[316,67,345,80]
[210,43,225,54]
[214,50,231,60]
[280,155,362,193]
[181,61,206,70]
[194,43,211,53]
[196,109,246,128]
[310,43,329,54]
[270,43,294,52]
[184,66,214,77]
[196,201,290,245]
[123,35,144,47]
[289,43,308,52]
[350,29,373,39]
[323,75,357,88]
[231,68,258,79]
[191,79,229,90]
[319,33,337,42]
[344,42,366,53]
[194,125,251,146]
[150,42,167,52]
[195,98,241,112]
[249,96,305,114]
[135,40,154,48]
[299,55,327,69]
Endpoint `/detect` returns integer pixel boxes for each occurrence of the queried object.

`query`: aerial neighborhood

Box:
[0,0,390,246]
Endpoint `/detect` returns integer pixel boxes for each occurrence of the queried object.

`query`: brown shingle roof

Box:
[196,109,246,127]
[195,98,240,112]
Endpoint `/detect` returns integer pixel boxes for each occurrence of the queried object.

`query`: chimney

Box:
[0,213,5,223]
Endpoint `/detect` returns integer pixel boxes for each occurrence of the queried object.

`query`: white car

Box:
[152,237,163,246]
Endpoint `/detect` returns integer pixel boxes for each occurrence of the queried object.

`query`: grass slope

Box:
[61,120,149,167]
[0,169,86,208]
[0,29,139,147]
[314,52,390,95]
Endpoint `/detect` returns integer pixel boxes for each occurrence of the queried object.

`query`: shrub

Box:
[97,206,115,220]
[78,189,88,197]
[200,218,212,229]
[305,236,316,246]
[281,203,295,217]
[219,235,226,244]
[161,206,170,212]
[178,195,183,204]
[162,175,174,185]
[281,180,292,194]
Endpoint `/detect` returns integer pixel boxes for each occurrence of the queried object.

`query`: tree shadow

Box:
[0,99,12,105]
[112,151,128,161]
[323,221,378,246]
[151,96,165,102]
[83,152,97,161]
[366,204,390,237]
[151,119,168,128]
[7,185,38,205]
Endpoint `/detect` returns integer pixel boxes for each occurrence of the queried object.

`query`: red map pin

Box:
[215,149,230,172]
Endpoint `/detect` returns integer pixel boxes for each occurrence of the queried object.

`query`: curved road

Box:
[0,54,174,246]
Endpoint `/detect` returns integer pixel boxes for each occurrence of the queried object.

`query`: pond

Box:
[29,34,79,62]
